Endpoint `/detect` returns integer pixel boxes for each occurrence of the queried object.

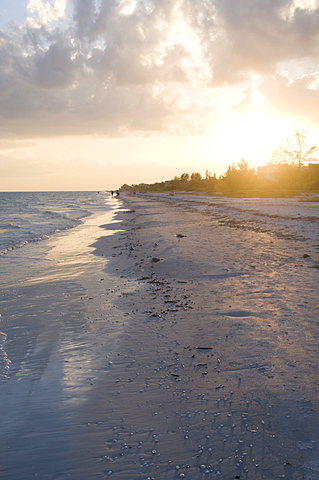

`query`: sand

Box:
[0,192,318,479]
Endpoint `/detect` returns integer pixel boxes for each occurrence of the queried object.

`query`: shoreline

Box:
[0,204,136,479]
[86,192,319,479]
[0,192,318,479]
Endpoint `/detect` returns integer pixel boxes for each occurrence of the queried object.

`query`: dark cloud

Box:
[205,0,319,83]
[73,0,97,39]
[31,40,78,88]
[0,0,319,139]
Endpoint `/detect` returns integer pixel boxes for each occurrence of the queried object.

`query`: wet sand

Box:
[0,193,318,479]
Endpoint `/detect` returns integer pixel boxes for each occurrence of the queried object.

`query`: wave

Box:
[0,237,46,256]
[44,210,79,221]
[44,208,92,222]
[0,191,111,258]
[0,223,21,229]
[6,223,21,229]
[0,224,80,256]
[0,331,10,383]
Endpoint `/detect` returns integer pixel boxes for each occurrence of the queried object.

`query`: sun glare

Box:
[212,111,297,168]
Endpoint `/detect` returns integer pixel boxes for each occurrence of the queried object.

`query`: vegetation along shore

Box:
[120,129,319,197]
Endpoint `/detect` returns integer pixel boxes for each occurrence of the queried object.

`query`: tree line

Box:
[120,129,319,196]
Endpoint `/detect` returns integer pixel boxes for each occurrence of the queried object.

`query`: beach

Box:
[0,192,319,479]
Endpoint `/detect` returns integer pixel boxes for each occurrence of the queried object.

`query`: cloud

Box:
[203,0,319,83]
[260,71,319,123]
[26,0,67,27]
[231,69,319,127]
[0,0,319,140]
[73,0,97,39]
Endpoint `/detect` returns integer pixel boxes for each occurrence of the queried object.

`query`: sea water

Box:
[0,191,120,383]
[0,191,134,478]
[0,191,125,286]
[0,191,113,269]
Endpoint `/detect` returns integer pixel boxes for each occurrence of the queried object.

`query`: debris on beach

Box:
[147,256,163,265]
[175,233,187,241]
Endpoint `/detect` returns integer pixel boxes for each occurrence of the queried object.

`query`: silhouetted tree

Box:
[180,173,190,182]
[271,128,318,168]
[190,172,202,181]
[220,159,256,192]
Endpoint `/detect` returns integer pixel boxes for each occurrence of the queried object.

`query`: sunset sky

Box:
[1,0,319,191]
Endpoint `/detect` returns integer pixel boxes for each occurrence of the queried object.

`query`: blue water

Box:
[0,191,121,382]
[0,191,111,256]
[0,191,117,284]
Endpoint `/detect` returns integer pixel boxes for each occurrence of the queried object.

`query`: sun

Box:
[212,111,297,168]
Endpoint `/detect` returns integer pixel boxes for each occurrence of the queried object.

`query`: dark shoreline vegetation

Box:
[120,160,319,198]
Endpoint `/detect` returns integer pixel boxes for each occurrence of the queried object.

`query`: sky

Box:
[1,0,319,191]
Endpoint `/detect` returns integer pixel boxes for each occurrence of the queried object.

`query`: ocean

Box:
[0,191,97,257]
[0,191,137,478]
[0,191,122,383]
[0,191,116,279]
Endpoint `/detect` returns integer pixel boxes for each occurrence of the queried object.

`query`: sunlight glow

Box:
[118,0,137,16]
[211,111,298,168]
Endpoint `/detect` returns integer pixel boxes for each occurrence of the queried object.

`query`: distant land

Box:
[120,161,319,198]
